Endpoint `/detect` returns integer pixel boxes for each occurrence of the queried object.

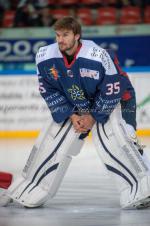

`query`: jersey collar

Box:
[62,43,82,68]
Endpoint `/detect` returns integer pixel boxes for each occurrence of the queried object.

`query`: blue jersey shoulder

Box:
[36,43,62,65]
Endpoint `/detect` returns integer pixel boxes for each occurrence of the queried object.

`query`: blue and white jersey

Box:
[36,40,135,123]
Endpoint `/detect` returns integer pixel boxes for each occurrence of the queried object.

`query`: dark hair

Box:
[53,17,82,38]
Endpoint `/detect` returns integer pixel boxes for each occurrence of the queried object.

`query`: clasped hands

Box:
[70,113,95,133]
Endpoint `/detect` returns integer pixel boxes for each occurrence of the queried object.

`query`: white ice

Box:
[0,137,150,226]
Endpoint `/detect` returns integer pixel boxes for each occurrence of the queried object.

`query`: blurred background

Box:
[0,0,150,173]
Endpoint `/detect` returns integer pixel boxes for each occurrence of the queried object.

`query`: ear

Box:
[75,34,80,41]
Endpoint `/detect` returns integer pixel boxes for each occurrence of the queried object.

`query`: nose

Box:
[57,36,64,43]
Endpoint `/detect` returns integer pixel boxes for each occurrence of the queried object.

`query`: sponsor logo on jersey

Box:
[67,70,74,77]
[68,84,85,101]
[80,68,99,80]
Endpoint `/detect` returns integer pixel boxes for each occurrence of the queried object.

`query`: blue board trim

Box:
[0,66,150,76]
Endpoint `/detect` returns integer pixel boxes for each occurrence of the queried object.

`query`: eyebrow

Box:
[56,31,70,35]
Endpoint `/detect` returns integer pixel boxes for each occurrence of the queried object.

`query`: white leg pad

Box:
[92,104,150,209]
[8,119,84,207]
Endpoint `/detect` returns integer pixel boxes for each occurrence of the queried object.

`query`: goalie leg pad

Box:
[8,119,84,207]
[92,105,150,209]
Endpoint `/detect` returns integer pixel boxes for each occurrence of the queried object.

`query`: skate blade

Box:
[123,196,150,210]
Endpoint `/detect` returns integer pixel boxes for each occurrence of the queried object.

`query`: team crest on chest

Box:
[80,68,99,80]
[68,85,85,101]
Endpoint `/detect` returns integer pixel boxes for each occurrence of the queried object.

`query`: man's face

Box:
[55,29,80,53]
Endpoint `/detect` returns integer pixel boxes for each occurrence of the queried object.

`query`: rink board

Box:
[0,68,150,138]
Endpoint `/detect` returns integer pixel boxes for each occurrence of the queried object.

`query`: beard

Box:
[58,40,76,53]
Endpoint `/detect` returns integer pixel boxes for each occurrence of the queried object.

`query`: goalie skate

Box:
[122,174,150,209]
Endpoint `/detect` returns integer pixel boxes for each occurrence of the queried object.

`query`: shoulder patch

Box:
[36,43,62,65]
[86,45,117,75]
[36,46,49,65]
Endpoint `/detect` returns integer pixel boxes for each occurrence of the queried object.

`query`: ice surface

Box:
[0,137,150,226]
